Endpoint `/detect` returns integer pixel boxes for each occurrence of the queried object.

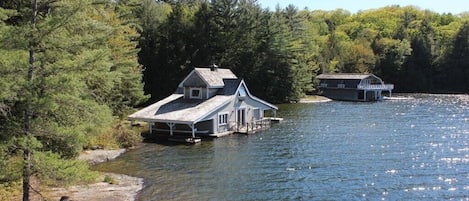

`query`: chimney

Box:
[210,64,218,71]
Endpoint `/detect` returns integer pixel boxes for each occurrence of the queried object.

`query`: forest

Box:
[0,0,468,200]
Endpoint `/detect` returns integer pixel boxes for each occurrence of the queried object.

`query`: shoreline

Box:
[46,149,144,201]
[298,95,332,103]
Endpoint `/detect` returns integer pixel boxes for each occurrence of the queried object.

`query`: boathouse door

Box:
[237,108,246,126]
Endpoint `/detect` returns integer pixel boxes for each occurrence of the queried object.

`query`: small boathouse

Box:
[317,73,394,101]
[128,65,280,142]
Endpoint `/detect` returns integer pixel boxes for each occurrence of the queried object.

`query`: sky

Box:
[256,0,469,14]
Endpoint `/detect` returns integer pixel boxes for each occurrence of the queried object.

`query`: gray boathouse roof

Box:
[179,68,237,88]
[316,73,379,80]
[128,94,232,124]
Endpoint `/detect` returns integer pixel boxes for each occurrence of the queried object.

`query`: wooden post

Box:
[149,122,153,134]
[167,122,175,136]
[189,123,195,138]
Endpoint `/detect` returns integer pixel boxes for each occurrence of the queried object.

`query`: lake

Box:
[94,94,469,200]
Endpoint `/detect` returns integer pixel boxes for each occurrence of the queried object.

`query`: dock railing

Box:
[230,118,272,134]
[357,84,394,90]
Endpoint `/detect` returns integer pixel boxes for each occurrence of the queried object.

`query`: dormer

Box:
[178,67,237,100]
[238,84,247,101]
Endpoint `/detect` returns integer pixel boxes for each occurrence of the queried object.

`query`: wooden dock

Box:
[234,117,283,134]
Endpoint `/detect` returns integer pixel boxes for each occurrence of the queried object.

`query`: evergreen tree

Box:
[140,2,195,101]
[401,18,436,91]
[0,0,146,199]
[445,21,469,92]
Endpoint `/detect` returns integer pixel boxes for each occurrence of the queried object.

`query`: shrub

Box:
[33,151,98,187]
[0,181,21,200]
[114,123,141,148]
[103,175,118,185]
[85,121,142,149]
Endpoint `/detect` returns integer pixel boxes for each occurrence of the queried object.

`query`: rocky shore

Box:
[46,149,143,201]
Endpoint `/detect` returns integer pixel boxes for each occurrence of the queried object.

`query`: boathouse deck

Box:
[142,117,283,139]
[232,117,283,135]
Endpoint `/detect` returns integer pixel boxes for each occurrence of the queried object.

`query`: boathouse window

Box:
[190,87,202,99]
[238,86,247,101]
[218,113,228,126]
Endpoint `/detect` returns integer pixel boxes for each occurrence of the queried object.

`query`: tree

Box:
[140,1,195,102]
[89,1,148,118]
[400,18,436,91]
[0,0,146,199]
[444,21,469,92]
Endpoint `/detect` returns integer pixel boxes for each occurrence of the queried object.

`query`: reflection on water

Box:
[94,94,469,200]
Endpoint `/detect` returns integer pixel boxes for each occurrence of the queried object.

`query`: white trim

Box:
[178,69,196,88]
[190,87,203,99]
[193,98,232,123]
[236,107,247,125]
[218,112,229,126]
[236,80,278,110]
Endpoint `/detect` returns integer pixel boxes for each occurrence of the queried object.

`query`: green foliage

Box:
[0,181,21,200]
[33,151,98,187]
[114,123,142,148]
[1,1,469,199]
[103,175,119,185]
[135,1,469,103]
[85,121,142,149]
[0,0,146,198]
[0,155,22,183]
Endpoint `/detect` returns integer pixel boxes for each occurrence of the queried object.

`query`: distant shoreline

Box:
[298,95,332,103]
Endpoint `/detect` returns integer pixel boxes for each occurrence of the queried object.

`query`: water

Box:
[94,94,469,200]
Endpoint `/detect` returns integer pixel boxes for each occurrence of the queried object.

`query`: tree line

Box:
[135,0,469,103]
[1,0,468,200]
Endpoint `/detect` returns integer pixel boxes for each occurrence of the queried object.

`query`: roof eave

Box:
[237,80,278,110]
[128,116,194,125]
[193,97,233,123]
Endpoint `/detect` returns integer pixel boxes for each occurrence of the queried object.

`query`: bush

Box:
[103,175,118,185]
[85,121,142,149]
[114,123,141,148]
[33,151,98,187]
[0,155,22,183]
[0,181,21,200]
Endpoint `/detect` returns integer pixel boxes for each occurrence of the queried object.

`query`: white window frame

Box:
[218,112,229,126]
[190,87,203,99]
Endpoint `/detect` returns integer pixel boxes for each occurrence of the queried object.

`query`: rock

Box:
[60,196,70,201]
[77,149,127,165]
[45,149,144,201]
[48,173,144,201]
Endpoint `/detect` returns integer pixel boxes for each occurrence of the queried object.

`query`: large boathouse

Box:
[317,73,394,101]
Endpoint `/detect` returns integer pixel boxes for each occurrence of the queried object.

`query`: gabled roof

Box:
[317,73,378,80]
[235,79,278,110]
[221,78,242,95]
[179,68,237,88]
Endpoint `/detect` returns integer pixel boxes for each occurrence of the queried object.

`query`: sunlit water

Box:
[94,94,469,200]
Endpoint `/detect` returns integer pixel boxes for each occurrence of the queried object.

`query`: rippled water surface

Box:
[94,94,469,200]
